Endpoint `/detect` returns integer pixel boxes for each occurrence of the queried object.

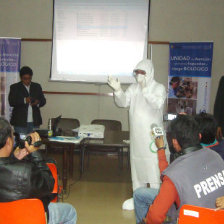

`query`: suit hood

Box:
[134,59,154,85]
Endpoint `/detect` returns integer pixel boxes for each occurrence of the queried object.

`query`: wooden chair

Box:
[0,199,46,224]
[178,204,224,224]
[85,119,125,169]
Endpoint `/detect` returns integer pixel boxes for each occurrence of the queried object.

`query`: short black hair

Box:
[20,66,33,78]
[169,114,200,149]
[194,113,217,144]
[0,117,12,148]
[170,76,180,85]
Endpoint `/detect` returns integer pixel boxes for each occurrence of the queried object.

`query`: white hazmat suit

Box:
[108,59,170,191]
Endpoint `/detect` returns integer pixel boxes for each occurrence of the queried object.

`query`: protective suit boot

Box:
[122,198,134,210]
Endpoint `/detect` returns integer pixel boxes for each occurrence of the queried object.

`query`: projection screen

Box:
[51,0,149,83]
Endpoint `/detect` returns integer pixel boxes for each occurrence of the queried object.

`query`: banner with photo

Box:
[0,38,21,120]
[168,42,213,115]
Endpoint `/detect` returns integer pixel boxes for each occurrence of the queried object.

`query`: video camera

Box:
[14,132,42,149]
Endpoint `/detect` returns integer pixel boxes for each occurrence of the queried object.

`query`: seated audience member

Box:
[136,115,224,224]
[0,117,77,224]
[216,196,224,210]
[134,187,159,224]
[195,112,224,160]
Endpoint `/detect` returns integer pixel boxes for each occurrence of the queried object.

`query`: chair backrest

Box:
[47,163,58,194]
[91,119,122,131]
[52,118,80,136]
[0,199,46,224]
[47,162,63,202]
[178,204,224,224]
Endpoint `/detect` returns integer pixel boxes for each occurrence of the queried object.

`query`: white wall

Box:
[1,0,224,130]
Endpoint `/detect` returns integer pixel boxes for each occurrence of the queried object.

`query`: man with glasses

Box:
[108,59,169,210]
[8,66,46,135]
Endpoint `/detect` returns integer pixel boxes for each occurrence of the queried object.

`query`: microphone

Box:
[151,123,164,138]
[149,124,165,153]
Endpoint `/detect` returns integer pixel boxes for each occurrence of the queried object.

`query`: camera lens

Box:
[25,136,32,145]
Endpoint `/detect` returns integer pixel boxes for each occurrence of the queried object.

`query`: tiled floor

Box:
[47,152,136,224]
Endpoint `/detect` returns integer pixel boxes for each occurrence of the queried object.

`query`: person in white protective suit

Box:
[108,59,170,210]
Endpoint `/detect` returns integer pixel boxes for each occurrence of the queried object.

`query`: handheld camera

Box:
[14,133,42,149]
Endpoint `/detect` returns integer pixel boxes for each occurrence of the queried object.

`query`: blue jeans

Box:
[14,122,39,135]
[133,187,159,224]
[48,202,77,224]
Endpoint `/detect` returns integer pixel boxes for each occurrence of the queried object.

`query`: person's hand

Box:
[140,78,146,89]
[25,97,31,104]
[216,127,223,141]
[31,99,40,106]
[216,196,224,210]
[14,147,29,160]
[108,76,121,92]
[142,218,147,223]
[136,74,146,89]
[25,132,41,153]
[155,135,165,149]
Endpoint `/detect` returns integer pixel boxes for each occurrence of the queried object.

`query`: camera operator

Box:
[0,117,77,224]
[135,115,224,224]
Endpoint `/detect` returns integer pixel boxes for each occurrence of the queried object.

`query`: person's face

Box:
[136,74,145,84]
[133,69,146,83]
[21,74,32,86]
[171,81,179,89]
[172,139,181,152]
[11,131,14,151]
[5,130,14,156]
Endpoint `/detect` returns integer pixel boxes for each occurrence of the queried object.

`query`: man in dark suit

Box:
[214,76,224,140]
[8,66,46,134]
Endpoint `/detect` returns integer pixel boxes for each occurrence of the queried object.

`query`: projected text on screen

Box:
[51,0,149,83]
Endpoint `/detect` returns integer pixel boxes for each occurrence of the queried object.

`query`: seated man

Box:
[0,117,77,224]
[134,187,159,224]
[194,112,224,160]
[136,115,224,224]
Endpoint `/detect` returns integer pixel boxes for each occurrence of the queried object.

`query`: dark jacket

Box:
[214,76,224,131]
[8,81,46,127]
[210,140,224,160]
[0,151,54,212]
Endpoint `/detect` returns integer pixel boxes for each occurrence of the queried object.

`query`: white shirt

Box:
[24,84,33,122]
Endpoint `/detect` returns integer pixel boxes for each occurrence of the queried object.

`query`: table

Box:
[80,131,130,173]
[42,138,82,192]
[42,131,130,191]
